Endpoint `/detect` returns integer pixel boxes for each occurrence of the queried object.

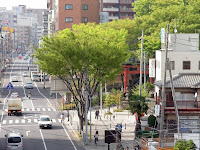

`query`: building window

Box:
[82,17,88,23]
[183,61,190,70]
[82,4,88,10]
[65,17,73,23]
[65,4,73,10]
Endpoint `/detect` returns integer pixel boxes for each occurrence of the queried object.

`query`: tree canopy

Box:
[34,23,130,133]
[101,0,200,61]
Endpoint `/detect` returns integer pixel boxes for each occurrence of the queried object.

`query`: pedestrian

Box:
[135,144,140,150]
[60,113,64,123]
[95,109,99,120]
[28,91,31,100]
[126,146,129,150]
[28,66,29,70]
[94,131,99,145]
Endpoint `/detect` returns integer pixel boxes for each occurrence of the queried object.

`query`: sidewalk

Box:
[63,107,137,150]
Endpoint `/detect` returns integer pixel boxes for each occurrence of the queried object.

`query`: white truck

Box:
[7,98,22,116]
[31,71,40,81]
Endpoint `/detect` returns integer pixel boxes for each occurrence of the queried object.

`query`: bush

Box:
[105,111,113,115]
[113,109,124,112]
[174,139,196,150]
[148,115,157,128]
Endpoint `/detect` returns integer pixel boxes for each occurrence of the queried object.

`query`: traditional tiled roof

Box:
[154,73,200,88]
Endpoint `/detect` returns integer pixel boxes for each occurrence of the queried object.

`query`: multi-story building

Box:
[154,33,200,141]
[49,0,99,31]
[100,0,135,22]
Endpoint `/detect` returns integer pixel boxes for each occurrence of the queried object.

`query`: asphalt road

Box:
[0,55,85,150]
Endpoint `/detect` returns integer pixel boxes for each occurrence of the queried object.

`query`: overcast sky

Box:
[0,0,47,10]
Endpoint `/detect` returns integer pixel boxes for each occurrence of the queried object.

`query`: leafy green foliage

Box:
[34,23,130,133]
[128,94,149,119]
[146,81,155,92]
[104,94,116,111]
[132,84,150,98]
[148,115,157,127]
[174,139,196,150]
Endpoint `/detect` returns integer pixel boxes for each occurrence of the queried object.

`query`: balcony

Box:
[103,8,119,12]
[120,8,132,12]
[103,0,118,3]
[108,16,119,20]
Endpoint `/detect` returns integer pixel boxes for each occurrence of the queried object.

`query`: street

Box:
[0,55,85,150]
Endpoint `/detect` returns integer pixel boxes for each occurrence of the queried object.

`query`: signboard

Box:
[105,130,121,144]
[7,82,13,90]
[161,28,165,44]
[155,105,160,117]
[149,59,155,78]
[50,76,70,94]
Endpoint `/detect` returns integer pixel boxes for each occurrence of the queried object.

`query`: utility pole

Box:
[160,24,169,148]
[139,30,144,96]
[100,82,102,116]
[144,51,146,90]
[85,67,88,144]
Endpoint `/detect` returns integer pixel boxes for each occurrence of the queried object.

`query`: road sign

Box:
[7,82,14,90]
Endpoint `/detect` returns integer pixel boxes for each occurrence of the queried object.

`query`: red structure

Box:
[122,64,149,93]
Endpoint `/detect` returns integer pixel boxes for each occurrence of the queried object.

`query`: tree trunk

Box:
[79,115,84,134]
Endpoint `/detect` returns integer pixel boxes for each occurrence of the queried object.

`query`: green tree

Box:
[132,84,150,98]
[34,23,130,133]
[110,88,123,108]
[174,139,196,150]
[104,94,116,112]
[148,115,157,128]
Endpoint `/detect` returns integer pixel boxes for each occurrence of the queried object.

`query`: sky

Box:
[0,0,47,10]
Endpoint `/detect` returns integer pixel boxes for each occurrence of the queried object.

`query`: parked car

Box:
[10,92,19,98]
[24,82,34,89]
[11,76,18,82]
[38,115,52,129]
[22,71,28,77]
[5,132,23,150]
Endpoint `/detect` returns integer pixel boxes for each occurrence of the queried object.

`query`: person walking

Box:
[94,131,99,145]
[28,91,31,100]
[126,146,129,150]
[95,109,99,120]
[60,113,64,124]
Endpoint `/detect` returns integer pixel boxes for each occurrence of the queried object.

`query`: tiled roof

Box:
[154,73,200,88]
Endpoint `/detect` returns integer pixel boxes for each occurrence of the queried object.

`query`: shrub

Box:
[148,115,157,128]
[113,109,124,112]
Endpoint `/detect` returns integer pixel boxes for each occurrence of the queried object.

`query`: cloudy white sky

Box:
[0,0,47,10]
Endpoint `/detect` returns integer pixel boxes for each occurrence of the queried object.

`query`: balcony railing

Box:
[103,0,118,3]
[103,8,119,12]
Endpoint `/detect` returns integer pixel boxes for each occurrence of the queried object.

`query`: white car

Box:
[22,71,28,77]
[10,92,19,98]
[38,115,52,129]
[11,76,18,82]
[24,82,34,89]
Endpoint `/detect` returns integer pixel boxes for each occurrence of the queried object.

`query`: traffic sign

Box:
[7,82,14,90]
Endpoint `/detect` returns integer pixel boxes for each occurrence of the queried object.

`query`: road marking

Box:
[5,109,8,112]
[2,124,36,127]
[58,119,61,123]
[15,120,19,123]
[1,112,4,121]
[26,131,30,136]
[3,120,6,124]
[22,119,25,123]
[32,108,35,111]
[34,119,38,123]
[28,119,31,123]
[37,108,40,111]
[9,120,13,124]
[42,108,46,111]
[39,129,47,150]
[27,108,30,111]
[22,109,24,111]
[61,123,77,150]
[52,119,56,123]
[48,108,51,111]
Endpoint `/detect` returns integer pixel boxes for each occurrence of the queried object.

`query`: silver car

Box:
[25,82,34,89]
[22,71,28,77]
[5,132,23,150]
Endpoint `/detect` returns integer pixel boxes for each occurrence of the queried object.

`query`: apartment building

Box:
[100,0,135,21]
[50,0,99,31]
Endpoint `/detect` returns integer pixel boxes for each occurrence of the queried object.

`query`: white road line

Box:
[21,119,25,123]
[39,129,47,150]
[61,123,77,150]
[52,119,56,123]
[9,120,13,124]
[5,109,8,112]
[32,108,35,111]
[2,124,36,127]
[3,120,6,124]
[48,108,51,111]
[42,108,46,111]
[35,83,56,111]
[28,119,31,123]
[58,119,61,123]
[15,120,19,124]
[27,108,30,111]
[34,119,38,123]
[37,108,40,111]
[1,91,10,121]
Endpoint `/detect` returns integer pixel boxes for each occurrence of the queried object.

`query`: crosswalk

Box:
[1,118,62,125]
[5,107,55,112]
